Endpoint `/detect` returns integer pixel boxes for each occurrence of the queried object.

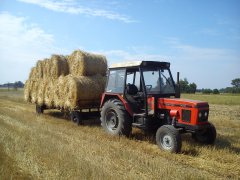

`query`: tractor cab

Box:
[104,61,177,115]
[100,61,216,153]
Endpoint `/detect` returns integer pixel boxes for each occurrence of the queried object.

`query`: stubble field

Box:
[0,89,239,179]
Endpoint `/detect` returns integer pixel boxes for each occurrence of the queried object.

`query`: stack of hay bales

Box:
[24,50,107,110]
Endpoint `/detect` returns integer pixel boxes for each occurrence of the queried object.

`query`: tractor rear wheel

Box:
[36,105,44,114]
[156,125,182,153]
[192,123,216,144]
[101,99,132,137]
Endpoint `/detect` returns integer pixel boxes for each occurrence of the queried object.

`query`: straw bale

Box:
[44,79,56,108]
[37,79,47,106]
[24,80,30,102]
[30,80,39,104]
[49,55,69,78]
[29,67,37,80]
[68,50,107,76]
[53,75,67,108]
[64,74,106,109]
[35,60,43,79]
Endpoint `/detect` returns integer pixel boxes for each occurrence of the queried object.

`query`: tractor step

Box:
[132,122,145,128]
[133,113,146,117]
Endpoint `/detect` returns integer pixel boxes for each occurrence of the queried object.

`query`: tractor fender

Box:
[100,93,133,116]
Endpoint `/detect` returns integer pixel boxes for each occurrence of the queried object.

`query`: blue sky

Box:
[0,0,239,89]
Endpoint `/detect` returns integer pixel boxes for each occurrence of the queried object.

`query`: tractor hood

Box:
[158,98,209,109]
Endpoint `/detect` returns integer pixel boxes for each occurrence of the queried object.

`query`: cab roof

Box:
[110,61,170,69]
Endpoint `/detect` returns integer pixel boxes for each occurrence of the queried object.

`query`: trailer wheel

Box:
[71,111,82,125]
[192,123,216,144]
[101,99,132,137]
[36,105,44,114]
[156,125,182,153]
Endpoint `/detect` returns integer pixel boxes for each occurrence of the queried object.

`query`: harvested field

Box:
[0,90,239,179]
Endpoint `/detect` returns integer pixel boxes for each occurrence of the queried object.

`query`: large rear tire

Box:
[192,123,216,144]
[156,125,182,153]
[101,99,132,137]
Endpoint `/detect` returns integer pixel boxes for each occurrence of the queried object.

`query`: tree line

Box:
[179,78,240,94]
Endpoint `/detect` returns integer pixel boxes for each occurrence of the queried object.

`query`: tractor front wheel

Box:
[192,123,216,144]
[156,125,182,153]
[101,99,132,137]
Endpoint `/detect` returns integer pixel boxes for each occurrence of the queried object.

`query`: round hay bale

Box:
[29,67,37,80]
[24,80,30,102]
[30,80,39,104]
[36,60,44,79]
[37,79,48,106]
[68,50,107,77]
[53,75,67,108]
[42,58,50,79]
[63,74,106,109]
[44,79,56,108]
[50,55,69,79]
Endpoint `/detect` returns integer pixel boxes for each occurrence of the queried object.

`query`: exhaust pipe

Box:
[175,72,181,98]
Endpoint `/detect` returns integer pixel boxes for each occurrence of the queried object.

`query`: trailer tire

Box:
[36,105,44,114]
[156,125,182,153]
[192,123,216,144]
[101,99,132,137]
[71,111,82,126]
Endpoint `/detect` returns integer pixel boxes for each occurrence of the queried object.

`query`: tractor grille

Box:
[182,110,191,122]
[198,110,209,122]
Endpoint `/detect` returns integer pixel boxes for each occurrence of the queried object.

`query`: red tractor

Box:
[100,61,216,153]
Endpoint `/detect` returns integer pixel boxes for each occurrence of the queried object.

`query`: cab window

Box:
[106,69,125,93]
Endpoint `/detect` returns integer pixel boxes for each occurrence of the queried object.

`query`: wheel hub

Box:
[106,110,118,131]
[161,135,173,149]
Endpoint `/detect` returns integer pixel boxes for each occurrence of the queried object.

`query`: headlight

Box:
[198,112,202,118]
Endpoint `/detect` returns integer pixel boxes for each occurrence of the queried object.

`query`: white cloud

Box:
[0,12,59,84]
[18,0,136,23]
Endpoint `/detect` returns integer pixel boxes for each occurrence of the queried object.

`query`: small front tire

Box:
[156,125,182,153]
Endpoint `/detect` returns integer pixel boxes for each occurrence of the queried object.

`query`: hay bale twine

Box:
[68,50,107,76]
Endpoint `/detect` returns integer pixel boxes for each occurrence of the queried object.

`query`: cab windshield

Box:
[143,68,175,94]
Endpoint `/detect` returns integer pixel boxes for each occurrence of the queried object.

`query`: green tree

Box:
[231,78,240,88]
[189,83,197,93]
[213,89,220,94]
[179,78,189,93]
[179,78,197,93]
